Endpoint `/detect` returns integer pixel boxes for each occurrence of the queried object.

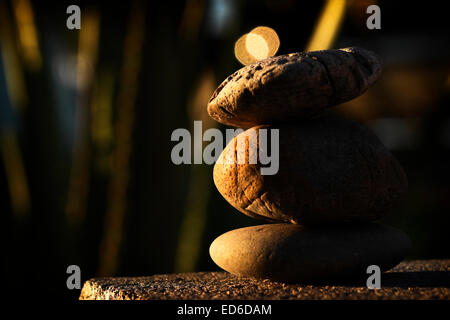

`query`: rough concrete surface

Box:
[80,260,449,300]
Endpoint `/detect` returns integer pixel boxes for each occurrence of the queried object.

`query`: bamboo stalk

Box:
[65,9,100,224]
[306,0,346,51]
[97,0,146,277]
[175,68,216,272]
[0,131,31,218]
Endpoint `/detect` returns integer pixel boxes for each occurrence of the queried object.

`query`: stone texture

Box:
[213,116,408,225]
[209,223,411,283]
[207,47,382,127]
[79,260,450,300]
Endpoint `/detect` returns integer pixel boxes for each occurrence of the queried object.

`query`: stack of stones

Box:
[207,47,411,283]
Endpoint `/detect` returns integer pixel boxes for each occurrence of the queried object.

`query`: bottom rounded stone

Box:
[209,223,411,283]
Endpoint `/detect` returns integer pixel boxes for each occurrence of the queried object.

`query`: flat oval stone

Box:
[207,47,382,127]
[209,223,411,282]
[213,116,408,225]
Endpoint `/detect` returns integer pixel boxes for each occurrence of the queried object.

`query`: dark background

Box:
[0,0,448,300]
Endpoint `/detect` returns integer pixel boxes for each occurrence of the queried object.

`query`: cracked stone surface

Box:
[79,260,449,300]
[207,47,382,127]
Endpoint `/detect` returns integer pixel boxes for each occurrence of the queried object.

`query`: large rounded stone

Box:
[213,116,408,225]
[209,223,411,283]
[207,47,382,127]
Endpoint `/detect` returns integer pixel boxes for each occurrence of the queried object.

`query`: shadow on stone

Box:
[382,271,450,288]
[293,271,450,288]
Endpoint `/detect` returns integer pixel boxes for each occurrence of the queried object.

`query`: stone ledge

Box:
[80,259,449,300]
